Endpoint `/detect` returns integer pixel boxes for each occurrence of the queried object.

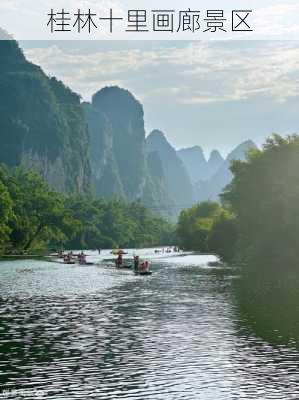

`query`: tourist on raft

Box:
[116,251,123,267]
[78,251,87,265]
[140,261,150,273]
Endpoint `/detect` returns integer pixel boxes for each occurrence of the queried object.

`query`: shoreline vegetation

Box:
[1,39,298,270]
[177,134,299,267]
[0,165,175,256]
[176,134,299,345]
[1,134,299,269]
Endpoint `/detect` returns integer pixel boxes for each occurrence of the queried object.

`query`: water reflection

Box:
[234,261,299,347]
[0,253,298,399]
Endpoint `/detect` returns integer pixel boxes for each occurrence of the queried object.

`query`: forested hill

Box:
[0,38,258,219]
[0,40,90,193]
[0,40,174,215]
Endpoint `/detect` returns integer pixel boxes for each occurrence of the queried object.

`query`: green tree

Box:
[0,166,174,253]
[0,179,12,254]
[222,134,299,263]
[207,211,237,261]
[3,168,78,252]
[177,202,223,251]
[66,195,104,249]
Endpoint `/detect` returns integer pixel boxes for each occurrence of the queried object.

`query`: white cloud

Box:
[23,41,299,104]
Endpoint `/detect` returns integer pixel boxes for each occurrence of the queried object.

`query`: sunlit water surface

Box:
[0,249,298,399]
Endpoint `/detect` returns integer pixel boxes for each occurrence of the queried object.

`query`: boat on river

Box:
[111,249,128,255]
[136,271,152,276]
[79,262,95,266]
[105,262,132,269]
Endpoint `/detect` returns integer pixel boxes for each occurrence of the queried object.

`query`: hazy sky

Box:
[21,40,299,157]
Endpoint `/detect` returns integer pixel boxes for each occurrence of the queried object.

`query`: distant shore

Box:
[0,254,51,262]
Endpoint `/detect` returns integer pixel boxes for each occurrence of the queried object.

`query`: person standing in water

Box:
[134,256,139,273]
[117,252,123,267]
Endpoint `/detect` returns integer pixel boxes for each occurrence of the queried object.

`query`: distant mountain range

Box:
[146,130,195,211]
[149,133,257,205]
[177,146,223,183]
[0,37,257,219]
[189,140,257,202]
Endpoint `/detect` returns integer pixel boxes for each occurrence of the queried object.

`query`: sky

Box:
[21,40,299,158]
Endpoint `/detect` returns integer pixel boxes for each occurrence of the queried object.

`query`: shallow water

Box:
[0,249,298,399]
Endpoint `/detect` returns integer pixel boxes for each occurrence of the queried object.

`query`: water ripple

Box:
[0,252,298,399]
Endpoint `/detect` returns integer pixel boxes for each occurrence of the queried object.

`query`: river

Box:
[0,249,298,399]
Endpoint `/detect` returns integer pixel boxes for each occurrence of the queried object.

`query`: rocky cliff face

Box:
[146,130,194,209]
[0,40,90,193]
[86,87,173,216]
[144,150,176,219]
[0,39,257,217]
[90,87,146,201]
[83,102,124,198]
[0,39,174,215]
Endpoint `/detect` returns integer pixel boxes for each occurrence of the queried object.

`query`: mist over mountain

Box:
[177,146,224,183]
[194,140,257,202]
[0,39,173,215]
[177,146,208,183]
[207,150,224,177]
[0,37,258,219]
[146,130,195,209]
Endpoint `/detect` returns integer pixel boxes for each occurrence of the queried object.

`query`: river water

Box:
[0,250,298,399]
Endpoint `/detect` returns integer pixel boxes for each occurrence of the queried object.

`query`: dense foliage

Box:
[177,201,235,258]
[0,166,174,255]
[65,196,174,250]
[222,134,299,264]
[177,134,299,264]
